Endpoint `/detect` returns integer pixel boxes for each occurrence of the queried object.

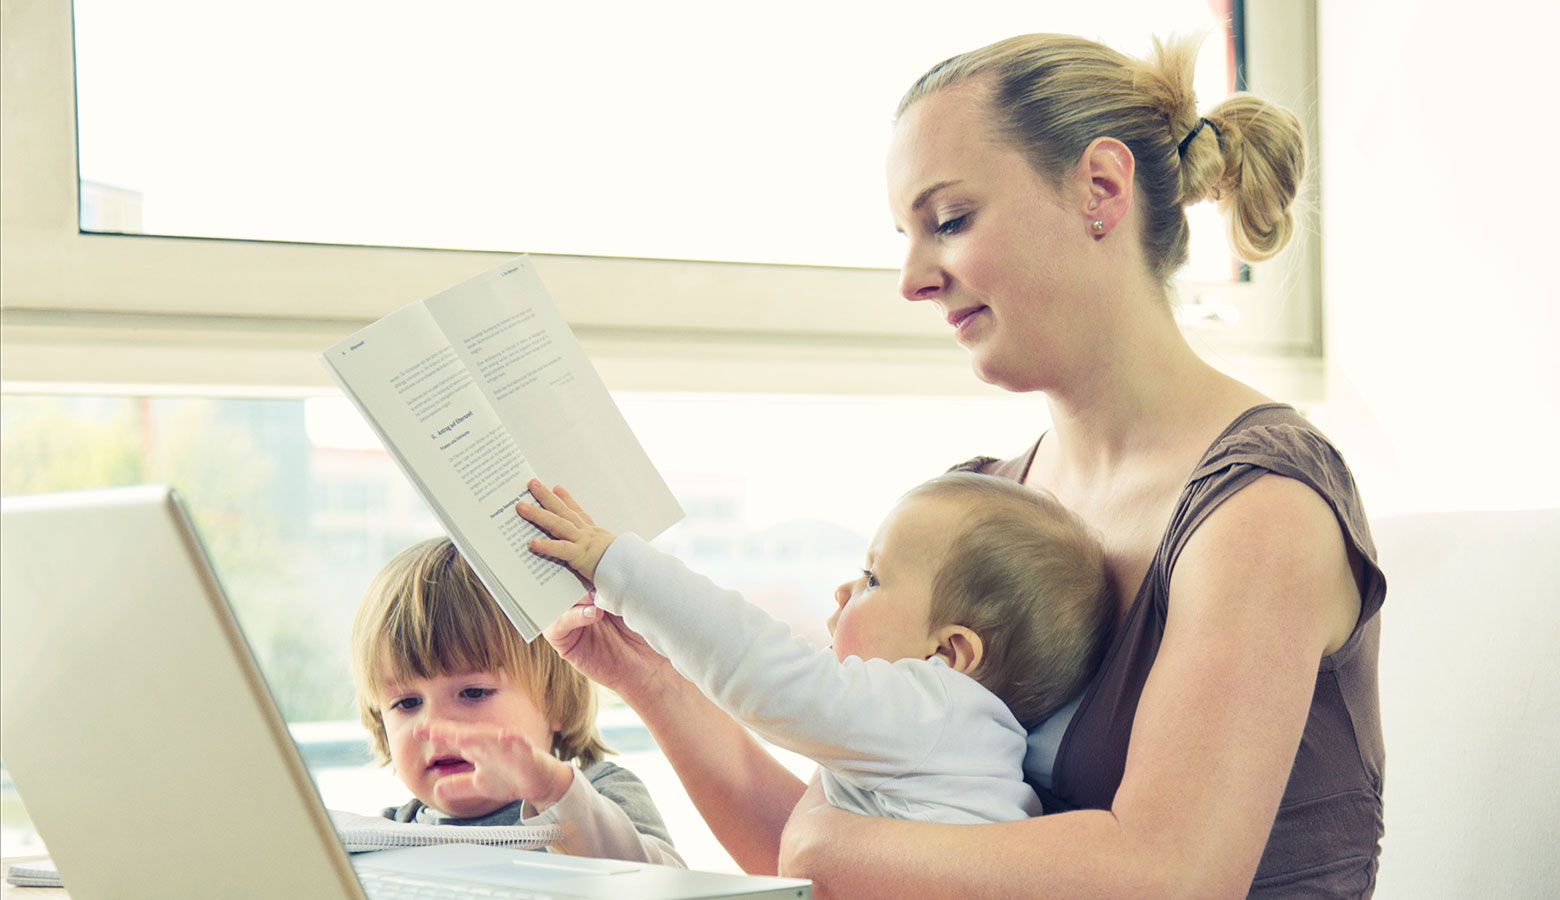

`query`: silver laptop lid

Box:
[1,485,365,900]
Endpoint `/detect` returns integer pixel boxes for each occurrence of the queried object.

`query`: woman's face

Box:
[886,85,1101,393]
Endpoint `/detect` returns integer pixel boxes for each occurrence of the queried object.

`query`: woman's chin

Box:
[968,352,1037,394]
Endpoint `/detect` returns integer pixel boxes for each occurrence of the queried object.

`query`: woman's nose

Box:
[898,240,945,302]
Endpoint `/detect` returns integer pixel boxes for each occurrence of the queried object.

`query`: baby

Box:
[349,536,683,864]
[518,471,1113,824]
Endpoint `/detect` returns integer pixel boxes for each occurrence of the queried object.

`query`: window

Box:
[74,0,1239,278]
[3,1,1321,404]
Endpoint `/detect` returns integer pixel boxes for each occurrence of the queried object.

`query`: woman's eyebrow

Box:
[912,180,962,212]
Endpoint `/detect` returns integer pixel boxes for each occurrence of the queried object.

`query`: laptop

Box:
[0,485,810,900]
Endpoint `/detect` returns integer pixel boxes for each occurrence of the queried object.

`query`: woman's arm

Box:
[780,475,1361,899]
[781,789,1125,900]
[533,483,807,870]
[546,603,807,874]
[632,658,808,873]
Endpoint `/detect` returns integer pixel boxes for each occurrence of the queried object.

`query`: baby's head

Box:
[349,537,609,770]
[828,472,1113,728]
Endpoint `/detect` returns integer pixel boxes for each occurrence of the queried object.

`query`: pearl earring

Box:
[1091,220,1105,233]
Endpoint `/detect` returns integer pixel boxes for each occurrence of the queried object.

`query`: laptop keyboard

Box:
[357,868,560,900]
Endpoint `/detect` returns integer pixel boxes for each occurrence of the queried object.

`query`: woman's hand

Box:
[527,485,807,875]
[543,599,674,704]
[778,775,832,878]
[521,478,677,703]
[780,774,933,900]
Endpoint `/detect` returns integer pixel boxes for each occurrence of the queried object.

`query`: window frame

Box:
[0,0,1320,400]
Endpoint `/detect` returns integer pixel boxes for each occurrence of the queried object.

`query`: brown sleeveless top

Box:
[968,404,1387,898]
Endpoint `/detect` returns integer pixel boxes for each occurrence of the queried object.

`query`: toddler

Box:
[349,536,684,865]
[518,471,1113,824]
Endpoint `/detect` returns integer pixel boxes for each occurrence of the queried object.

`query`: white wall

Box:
[1314,0,1560,516]
[1315,3,1560,897]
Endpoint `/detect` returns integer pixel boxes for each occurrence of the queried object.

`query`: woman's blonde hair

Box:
[349,537,609,769]
[908,473,1114,729]
[897,33,1306,282]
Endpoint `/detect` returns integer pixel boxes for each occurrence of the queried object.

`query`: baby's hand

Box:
[419,721,574,814]
[516,480,617,583]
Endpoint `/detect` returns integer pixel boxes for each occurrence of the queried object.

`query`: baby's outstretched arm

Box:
[516,480,617,583]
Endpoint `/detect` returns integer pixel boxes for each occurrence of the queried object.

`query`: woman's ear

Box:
[1076,136,1135,237]
[930,625,984,675]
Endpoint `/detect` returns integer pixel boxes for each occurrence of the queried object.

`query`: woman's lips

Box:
[947,306,987,341]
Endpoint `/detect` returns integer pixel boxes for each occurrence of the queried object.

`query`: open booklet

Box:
[1,812,564,887]
[322,256,683,640]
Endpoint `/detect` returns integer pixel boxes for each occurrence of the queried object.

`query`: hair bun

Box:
[897,31,1308,278]
[1202,95,1306,262]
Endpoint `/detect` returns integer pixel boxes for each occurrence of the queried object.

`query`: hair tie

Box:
[1177,117,1222,158]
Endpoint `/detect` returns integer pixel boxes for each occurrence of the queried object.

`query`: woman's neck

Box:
[1039,300,1263,483]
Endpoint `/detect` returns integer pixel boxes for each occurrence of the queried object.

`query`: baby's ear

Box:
[930,625,984,675]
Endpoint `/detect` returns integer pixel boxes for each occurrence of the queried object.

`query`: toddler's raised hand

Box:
[515,480,617,583]
[419,720,574,814]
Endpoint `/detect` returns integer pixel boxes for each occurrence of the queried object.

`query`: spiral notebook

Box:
[3,814,561,888]
[0,811,561,892]
[0,485,810,900]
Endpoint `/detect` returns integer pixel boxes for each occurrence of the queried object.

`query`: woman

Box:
[545,33,1385,899]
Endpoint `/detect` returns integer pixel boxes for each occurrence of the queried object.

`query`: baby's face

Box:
[826,492,959,663]
[376,665,555,818]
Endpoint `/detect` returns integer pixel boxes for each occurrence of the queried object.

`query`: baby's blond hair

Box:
[909,472,1114,728]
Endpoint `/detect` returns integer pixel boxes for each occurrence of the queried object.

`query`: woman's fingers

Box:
[543,600,605,654]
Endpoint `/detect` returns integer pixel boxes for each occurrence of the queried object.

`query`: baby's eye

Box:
[388,696,421,712]
[862,569,880,589]
[460,687,497,701]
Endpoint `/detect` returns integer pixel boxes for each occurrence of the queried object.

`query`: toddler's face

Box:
[376,666,555,818]
[826,492,959,663]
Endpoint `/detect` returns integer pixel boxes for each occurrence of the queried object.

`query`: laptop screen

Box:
[1,486,366,899]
